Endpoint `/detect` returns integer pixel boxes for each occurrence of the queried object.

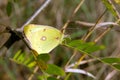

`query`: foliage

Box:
[0,0,120,80]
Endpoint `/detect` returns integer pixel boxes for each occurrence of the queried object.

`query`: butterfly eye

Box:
[41,36,47,41]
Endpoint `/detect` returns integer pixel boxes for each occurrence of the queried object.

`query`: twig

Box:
[105,70,117,80]
[94,27,112,43]
[20,0,51,31]
[67,59,96,68]
[62,0,85,33]
[108,0,120,19]
[75,21,120,31]
[15,0,51,51]
[65,50,77,68]
[64,1,85,79]
[75,21,119,29]
[94,19,120,42]
[82,9,107,41]
[65,9,108,80]
[28,66,39,80]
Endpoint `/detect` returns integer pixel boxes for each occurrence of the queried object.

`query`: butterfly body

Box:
[24,24,64,54]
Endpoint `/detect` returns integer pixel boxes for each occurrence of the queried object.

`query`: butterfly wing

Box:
[24,24,64,54]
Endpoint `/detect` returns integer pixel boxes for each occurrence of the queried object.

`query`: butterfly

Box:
[24,24,64,54]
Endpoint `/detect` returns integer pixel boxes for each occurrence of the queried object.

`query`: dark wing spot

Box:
[29,29,32,32]
[43,29,46,32]
[55,37,59,40]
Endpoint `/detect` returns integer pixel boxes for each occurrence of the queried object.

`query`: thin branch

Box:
[108,0,120,19]
[94,27,112,43]
[65,68,96,79]
[67,59,96,68]
[105,70,117,80]
[63,0,85,68]
[28,66,39,80]
[75,21,120,30]
[64,1,85,79]
[93,19,120,42]
[19,0,51,31]
[62,0,85,33]
[65,50,77,68]
[82,9,107,41]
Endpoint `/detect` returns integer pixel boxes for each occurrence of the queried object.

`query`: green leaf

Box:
[66,40,94,50]
[11,50,36,69]
[37,59,48,70]
[101,57,120,70]
[67,40,87,50]
[13,50,21,60]
[24,56,34,65]
[101,57,120,64]
[37,54,50,62]
[45,64,65,76]
[27,61,36,68]
[112,64,120,70]
[17,52,25,62]
[36,54,50,70]
[84,45,105,53]
[70,30,86,39]
[6,1,13,16]
[65,40,105,54]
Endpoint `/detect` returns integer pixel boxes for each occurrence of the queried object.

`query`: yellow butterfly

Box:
[24,24,64,54]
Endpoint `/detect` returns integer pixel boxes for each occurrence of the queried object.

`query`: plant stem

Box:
[21,0,51,31]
